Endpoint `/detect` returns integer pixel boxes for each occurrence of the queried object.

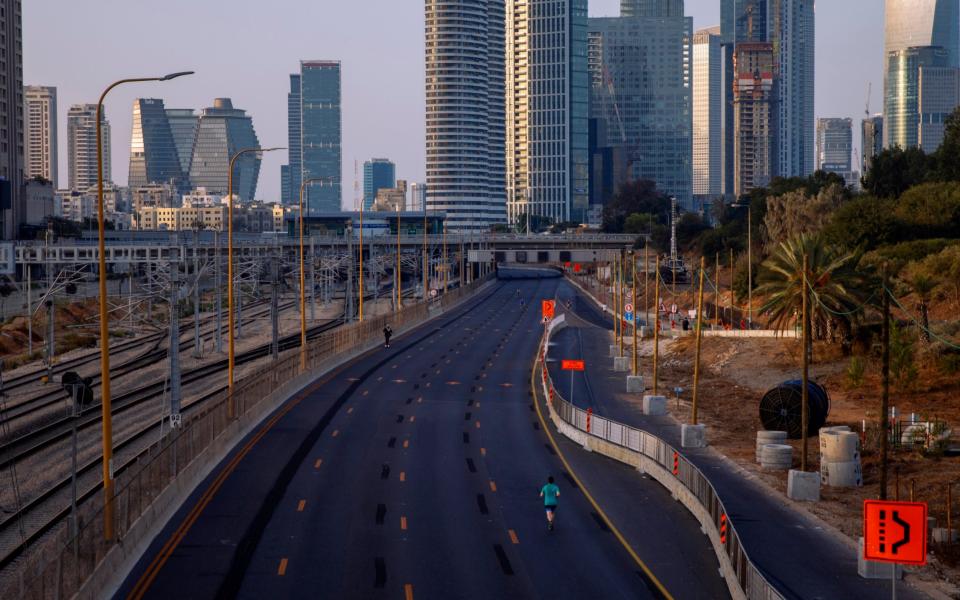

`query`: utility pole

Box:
[270,253,279,361]
[619,250,625,358]
[632,251,638,376]
[46,233,55,379]
[653,256,661,396]
[169,241,181,419]
[26,265,32,356]
[880,263,890,499]
[310,238,316,321]
[747,203,753,329]
[692,256,706,424]
[236,259,243,338]
[729,247,734,325]
[800,253,809,472]
[215,231,222,353]
[715,252,720,327]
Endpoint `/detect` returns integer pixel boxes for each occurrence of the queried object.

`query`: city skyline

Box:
[23,1,885,203]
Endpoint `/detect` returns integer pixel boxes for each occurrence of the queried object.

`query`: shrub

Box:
[846,356,867,388]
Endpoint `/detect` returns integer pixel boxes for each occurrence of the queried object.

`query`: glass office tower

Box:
[299,62,341,214]
[128,98,187,194]
[189,98,261,202]
[165,108,198,179]
[363,159,395,211]
[588,13,693,209]
[281,74,302,205]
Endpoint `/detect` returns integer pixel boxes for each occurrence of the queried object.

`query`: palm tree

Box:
[756,234,867,356]
[900,266,936,342]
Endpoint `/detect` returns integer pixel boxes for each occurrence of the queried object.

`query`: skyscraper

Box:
[67,104,110,191]
[24,86,58,186]
[128,98,187,194]
[733,43,775,196]
[693,27,723,200]
[409,182,427,212]
[883,0,960,148]
[425,0,507,232]
[588,10,693,208]
[1,0,23,238]
[363,158,395,210]
[769,0,815,178]
[621,0,683,17]
[816,117,856,188]
[506,0,589,225]
[189,98,261,202]
[862,115,884,174]
[281,74,301,205]
[166,108,198,177]
[283,61,341,214]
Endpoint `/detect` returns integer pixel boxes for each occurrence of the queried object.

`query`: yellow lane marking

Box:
[347,407,354,414]
[278,558,288,576]
[400,516,408,531]
[475,421,481,429]
[377,376,383,381]
[489,480,497,492]
[508,529,519,545]
[297,499,306,512]
[362,390,369,396]
[476,402,480,408]
[400,471,406,482]
[332,430,340,438]
[314,458,322,469]
[530,356,674,599]
[409,416,416,423]
[417,397,423,403]
[404,584,414,600]
[480,447,487,457]
[477,386,483,392]
[403,439,410,449]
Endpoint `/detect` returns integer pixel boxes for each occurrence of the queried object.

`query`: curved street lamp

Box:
[96,70,194,541]
[227,146,284,416]
[298,176,336,371]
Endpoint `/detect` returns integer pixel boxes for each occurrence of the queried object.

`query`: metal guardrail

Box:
[539,313,784,600]
[0,274,495,600]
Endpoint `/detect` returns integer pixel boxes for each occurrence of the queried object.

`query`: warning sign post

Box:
[864,499,928,599]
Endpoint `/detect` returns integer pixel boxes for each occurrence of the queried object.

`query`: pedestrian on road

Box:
[383,325,393,348]
[540,476,560,530]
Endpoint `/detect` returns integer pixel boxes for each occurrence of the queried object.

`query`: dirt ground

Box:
[653,333,960,597]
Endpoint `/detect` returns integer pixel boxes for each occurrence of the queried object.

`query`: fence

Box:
[539,313,784,600]
[1,274,495,600]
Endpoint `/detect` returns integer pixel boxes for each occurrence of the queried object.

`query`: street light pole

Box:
[95,70,193,542]
[227,146,283,414]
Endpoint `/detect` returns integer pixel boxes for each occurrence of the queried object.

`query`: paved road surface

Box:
[117,276,725,600]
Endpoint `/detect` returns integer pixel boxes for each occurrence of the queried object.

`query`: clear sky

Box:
[23,1,884,205]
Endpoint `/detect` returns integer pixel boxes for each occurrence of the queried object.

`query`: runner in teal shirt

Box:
[540,476,560,530]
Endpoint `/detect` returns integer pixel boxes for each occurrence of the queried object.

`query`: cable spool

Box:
[758,380,830,439]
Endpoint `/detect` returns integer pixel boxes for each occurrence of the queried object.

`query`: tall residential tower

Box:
[425,0,507,231]
[507,0,589,224]
[24,86,58,186]
[67,104,110,191]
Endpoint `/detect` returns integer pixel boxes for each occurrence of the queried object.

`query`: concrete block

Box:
[787,470,820,502]
[681,424,706,448]
[609,345,619,357]
[613,356,630,372]
[933,528,958,543]
[858,538,903,579]
[626,375,645,394]
[643,395,667,416]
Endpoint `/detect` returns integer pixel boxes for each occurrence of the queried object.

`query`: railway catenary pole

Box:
[227,146,283,416]
[653,256,661,396]
[95,71,193,541]
[193,231,201,358]
[169,238,182,419]
[215,231,222,353]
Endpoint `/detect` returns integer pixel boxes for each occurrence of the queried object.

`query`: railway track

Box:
[0,315,344,572]
[0,299,291,440]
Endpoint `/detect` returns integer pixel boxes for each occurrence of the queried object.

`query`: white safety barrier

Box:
[539,314,784,600]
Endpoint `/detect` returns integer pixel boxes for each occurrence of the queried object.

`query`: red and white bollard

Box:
[586,407,593,433]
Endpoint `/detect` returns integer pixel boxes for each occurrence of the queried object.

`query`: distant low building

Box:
[131,182,178,212]
[373,180,407,212]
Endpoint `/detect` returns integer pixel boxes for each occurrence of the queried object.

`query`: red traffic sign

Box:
[573,263,582,273]
[542,300,556,320]
[561,360,585,371]
[624,303,634,313]
[864,500,927,565]
[564,261,571,268]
